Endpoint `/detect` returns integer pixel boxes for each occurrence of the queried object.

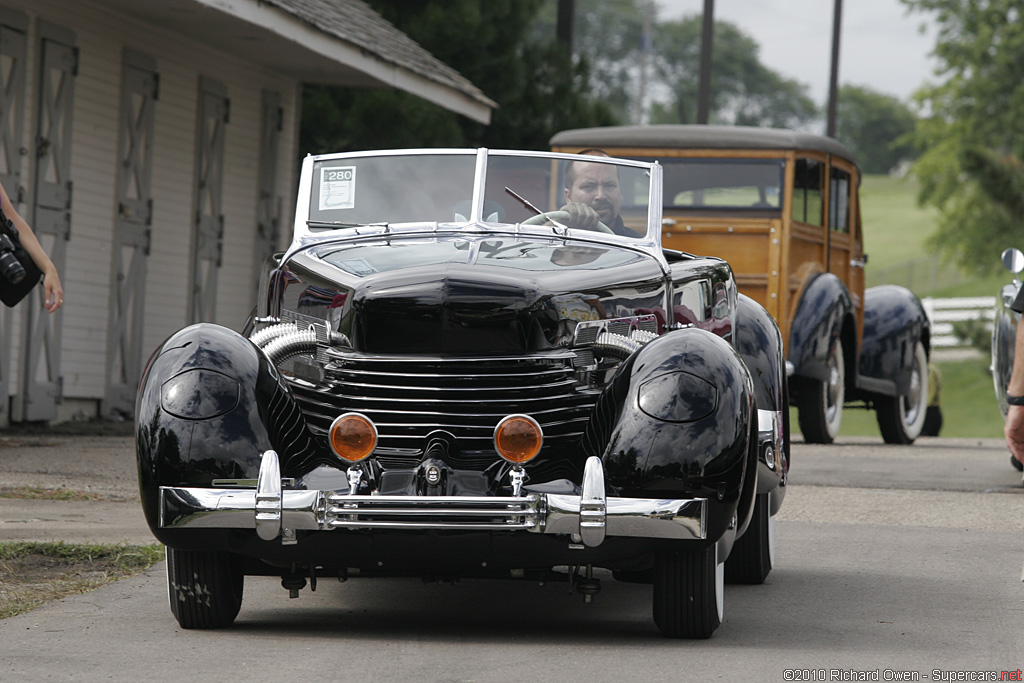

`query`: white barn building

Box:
[0,0,494,426]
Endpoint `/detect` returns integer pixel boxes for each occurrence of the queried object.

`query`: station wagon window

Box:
[829,167,851,233]
[792,158,824,226]
[644,158,783,211]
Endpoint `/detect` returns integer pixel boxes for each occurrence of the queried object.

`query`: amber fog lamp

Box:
[329,412,377,463]
[494,414,543,464]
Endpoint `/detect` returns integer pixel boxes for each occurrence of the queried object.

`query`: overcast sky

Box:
[655,0,941,105]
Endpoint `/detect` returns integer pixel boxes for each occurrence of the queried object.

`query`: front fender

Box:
[735,295,785,412]
[134,323,317,540]
[788,272,852,383]
[582,327,755,544]
[734,294,788,496]
[858,285,930,398]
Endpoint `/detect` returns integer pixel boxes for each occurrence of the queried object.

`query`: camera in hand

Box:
[0,233,27,284]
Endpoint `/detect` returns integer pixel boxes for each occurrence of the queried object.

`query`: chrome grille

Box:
[287,351,597,452]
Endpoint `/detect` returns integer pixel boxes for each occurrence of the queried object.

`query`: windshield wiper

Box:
[504,187,567,229]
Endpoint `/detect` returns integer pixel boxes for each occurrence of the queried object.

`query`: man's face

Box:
[565,161,622,224]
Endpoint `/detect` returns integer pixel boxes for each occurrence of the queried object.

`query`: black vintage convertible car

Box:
[136,149,789,638]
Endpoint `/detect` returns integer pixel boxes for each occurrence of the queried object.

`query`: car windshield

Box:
[635,157,785,212]
[306,150,654,240]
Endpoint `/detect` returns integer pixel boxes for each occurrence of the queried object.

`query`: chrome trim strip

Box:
[310,391,579,404]
[321,379,579,395]
[579,456,607,547]
[323,350,579,363]
[255,450,282,541]
[159,453,706,546]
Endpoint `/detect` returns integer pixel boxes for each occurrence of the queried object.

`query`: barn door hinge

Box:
[216,215,225,267]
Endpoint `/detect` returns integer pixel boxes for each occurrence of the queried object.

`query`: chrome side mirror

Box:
[1001,247,1024,276]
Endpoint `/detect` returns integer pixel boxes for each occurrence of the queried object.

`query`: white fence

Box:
[921,296,995,348]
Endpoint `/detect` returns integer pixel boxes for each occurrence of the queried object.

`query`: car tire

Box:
[724,492,774,584]
[876,341,929,445]
[920,405,943,437]
[797,341,844,444]
[653,543,723,639]
[166,546,244,629]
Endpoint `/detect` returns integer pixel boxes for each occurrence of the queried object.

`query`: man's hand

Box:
[1005,403,1024,466]
[559,202,601,231]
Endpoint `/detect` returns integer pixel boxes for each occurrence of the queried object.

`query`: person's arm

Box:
[0,182,62,312]
[1005,315,1024,465]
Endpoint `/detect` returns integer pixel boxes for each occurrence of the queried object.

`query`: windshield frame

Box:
[284,148,665,267]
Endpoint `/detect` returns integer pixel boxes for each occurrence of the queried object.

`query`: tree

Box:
[902,0,1024,274]
[834,85,917,174]
[299,0,617,155]
[531,0,650,123]
[648,15,818,130]
[545,1,818,129]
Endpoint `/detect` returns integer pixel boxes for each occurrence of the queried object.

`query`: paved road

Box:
[1,433,1022,681]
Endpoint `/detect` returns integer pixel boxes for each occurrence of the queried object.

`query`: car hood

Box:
[275,233,668,354]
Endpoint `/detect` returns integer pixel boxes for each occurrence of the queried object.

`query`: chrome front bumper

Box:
[159,451,707,548]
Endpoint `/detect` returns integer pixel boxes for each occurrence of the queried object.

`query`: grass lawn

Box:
[858,174,1010,297]
[859,174,940,273]
[0,541,163,619]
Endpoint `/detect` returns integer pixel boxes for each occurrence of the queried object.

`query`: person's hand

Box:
[1005,403,1024,466]
[560,202,601,231]
[42,270,63,313]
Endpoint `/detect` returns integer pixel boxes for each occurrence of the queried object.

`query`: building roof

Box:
[265,0,496,119]
[551,125,857,162]
[95,0,495,124]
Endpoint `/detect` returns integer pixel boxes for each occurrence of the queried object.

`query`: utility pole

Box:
[636,1,654,123]
[557,0,576,56]
[696,0,714,124]
[826,0,843,137]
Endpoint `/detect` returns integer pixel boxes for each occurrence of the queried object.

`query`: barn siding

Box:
[1,0,298,416]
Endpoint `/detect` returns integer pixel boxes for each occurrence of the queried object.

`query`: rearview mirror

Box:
[1001,247,1024,275]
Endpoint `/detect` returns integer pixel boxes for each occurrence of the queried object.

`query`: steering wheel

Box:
[521,210,613,234]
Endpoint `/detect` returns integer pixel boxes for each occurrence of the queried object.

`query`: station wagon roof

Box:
[551,125,857,164]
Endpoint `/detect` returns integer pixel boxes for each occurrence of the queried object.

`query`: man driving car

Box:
[561,149,637,236]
